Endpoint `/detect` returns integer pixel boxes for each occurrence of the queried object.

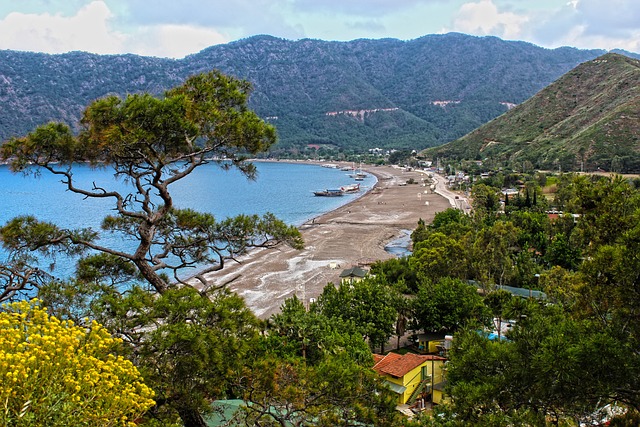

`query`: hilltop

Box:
[0,34,629,152]
[424,53,640,173]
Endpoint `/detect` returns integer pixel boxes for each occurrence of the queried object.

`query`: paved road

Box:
[419,172,472,215]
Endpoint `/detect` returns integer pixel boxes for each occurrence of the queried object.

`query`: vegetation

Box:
[0,70,302,297]
[0,34,616,153]
[0,299,155,427]
[0,71,302,427]
[236,295,401,426]
[0,70,404,427]
[2,51,640,425]
[387,173,640,426]
[425,53,640,173]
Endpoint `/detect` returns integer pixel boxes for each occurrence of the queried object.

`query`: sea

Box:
[0,161,377,278]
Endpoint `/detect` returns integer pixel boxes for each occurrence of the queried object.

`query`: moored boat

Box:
[340,183,360,193]
[313,188,344,197]
[349,163,367,180]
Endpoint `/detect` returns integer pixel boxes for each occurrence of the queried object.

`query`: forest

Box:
[0,33,614,152]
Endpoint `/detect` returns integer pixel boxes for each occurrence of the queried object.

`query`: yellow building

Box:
[373,353,446,406]
[415,333,448,354]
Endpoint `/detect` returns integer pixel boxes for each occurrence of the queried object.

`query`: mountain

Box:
[0,33,622,152]
[424,53,640,173]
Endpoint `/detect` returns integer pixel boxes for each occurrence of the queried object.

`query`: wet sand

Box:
[194,164,451,319]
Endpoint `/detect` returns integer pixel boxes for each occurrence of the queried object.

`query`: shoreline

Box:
[192,163,452,319]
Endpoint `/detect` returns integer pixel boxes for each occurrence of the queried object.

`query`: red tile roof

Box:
[373,353,446,378]
[372,354,386,365]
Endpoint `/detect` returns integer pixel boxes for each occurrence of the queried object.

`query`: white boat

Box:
[340,183,360,193]
[349,162,367,180]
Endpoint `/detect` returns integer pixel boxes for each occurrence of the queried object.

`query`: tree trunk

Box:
[134,259,169,294]
[177,407,208,427]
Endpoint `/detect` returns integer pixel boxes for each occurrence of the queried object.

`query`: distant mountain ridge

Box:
[0,33,634,152]
[424,53,640,173]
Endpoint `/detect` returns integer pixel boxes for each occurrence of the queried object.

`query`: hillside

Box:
[424,53,640,173]
[0,33,620,152]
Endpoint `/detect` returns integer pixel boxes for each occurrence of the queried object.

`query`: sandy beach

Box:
[195,164,453,319]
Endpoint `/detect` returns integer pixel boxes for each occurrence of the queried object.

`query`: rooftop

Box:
[373,353,445,378]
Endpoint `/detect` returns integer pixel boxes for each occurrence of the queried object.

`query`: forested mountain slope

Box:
[424,53,640,173]
[0,33,626,151]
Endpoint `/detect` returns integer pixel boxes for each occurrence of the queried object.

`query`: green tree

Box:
[544,232,581,270]
[411,277,486,334]
[91,286,260,426]
[314,276,397,353]
[0,70,302,296]
[264,295,371,365]
[411,218,430,245]
[234,296,401,427]
[235,355,401,427]
[483,289,515,340]
[410,232,466,281]
[444,305,640,425]
[507,210,549,254]
[0,259,53,303]
[428,208,472,239]
[0,71,304,427]
[469,220,519,287]
[370,257,419,293]
[470,183,500,215]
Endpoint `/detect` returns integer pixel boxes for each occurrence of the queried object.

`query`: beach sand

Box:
[194,164,452,319]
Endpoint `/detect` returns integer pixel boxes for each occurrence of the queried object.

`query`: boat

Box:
[340,183,360,193]
[349,162,367,180]
[313,189,344,197]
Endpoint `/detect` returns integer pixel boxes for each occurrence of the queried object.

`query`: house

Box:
[339,266,368,284]
[413,332,447,354]
[373,353,447,406]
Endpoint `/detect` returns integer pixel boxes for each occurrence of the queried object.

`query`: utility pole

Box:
[431,357,434,405]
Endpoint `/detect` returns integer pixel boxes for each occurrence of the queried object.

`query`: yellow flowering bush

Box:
[0,299,155,427]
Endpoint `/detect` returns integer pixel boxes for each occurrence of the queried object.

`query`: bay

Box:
[0,161,376,278]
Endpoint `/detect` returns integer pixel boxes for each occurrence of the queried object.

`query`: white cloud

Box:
[0,0,232,58]
[450,0,529,40]
[550,26,640,52]
[0,0,637,57]
[530,0,640,52]
[0,1,126,54]
[127,25,230,58]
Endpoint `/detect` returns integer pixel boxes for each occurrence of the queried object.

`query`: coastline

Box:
[193,163,451,319]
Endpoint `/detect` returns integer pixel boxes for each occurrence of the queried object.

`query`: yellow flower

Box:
[0,299,155,427]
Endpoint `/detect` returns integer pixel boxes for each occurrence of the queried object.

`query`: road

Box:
[418,171,472,215]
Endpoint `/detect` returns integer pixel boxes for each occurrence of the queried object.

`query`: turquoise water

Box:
[0,161,376,277]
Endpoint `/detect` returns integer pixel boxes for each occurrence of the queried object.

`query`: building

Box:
[339,266,368,284]
[413,333,450,354]
[373,352,447,405]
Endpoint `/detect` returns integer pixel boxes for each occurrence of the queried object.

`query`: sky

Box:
[0,0,638,59]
